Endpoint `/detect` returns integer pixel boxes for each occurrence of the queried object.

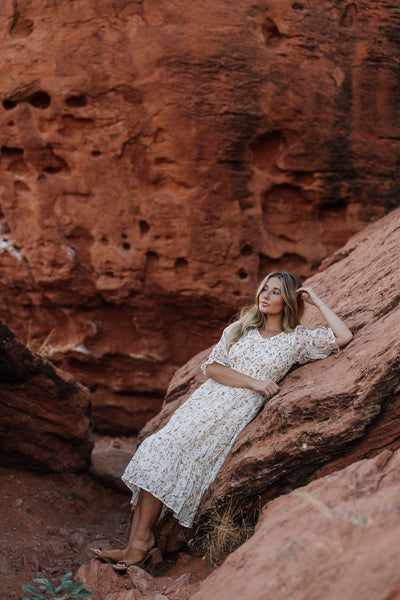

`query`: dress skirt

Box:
[121,379,264,528]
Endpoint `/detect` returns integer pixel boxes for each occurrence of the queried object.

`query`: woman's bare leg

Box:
[125,489,162,554]
[93,489,162,566]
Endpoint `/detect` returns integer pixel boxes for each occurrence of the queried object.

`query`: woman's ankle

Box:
[127,531,155,553]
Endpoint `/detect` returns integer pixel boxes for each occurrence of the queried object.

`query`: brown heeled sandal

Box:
[112,547,162,572]
[90,547,125,564]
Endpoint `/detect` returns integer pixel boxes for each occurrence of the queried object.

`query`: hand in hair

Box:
[295,286,321,306]
[296,286,353,347]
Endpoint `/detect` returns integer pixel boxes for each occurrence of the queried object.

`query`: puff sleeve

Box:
[200,322,236,375]
[295,325,339,365]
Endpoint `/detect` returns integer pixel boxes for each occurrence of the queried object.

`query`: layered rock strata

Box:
[0,319,92,471]
[0,0,399,432]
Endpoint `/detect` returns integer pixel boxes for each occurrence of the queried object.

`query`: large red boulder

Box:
[192,449,400,600]
[0,319,92,471]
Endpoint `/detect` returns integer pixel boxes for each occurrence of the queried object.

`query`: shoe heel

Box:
[150,548,163,564]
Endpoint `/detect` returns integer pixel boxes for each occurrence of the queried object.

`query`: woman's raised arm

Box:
[296,286,353,348]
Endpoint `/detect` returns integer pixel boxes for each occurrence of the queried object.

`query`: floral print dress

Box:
[122,323,339,528]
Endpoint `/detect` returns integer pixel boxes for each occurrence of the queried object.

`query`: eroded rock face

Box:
[0,1,399,432]
[0,319,92,471]
[191,449,400,600]
[139,207,400,526]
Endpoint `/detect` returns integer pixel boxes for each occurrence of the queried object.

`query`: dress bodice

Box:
[201,323,339,383]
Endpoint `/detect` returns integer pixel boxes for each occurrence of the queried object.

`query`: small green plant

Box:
[22,572,92,600]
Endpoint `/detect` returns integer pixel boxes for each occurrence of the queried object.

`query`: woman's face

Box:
[258,276,285,316]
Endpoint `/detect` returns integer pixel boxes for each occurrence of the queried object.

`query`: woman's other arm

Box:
[296,287,353,348]
[205,362,279,398]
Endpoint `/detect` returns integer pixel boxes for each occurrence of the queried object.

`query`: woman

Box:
[91,272,352,570]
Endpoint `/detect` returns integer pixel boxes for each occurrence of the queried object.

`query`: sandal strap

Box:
[118,547,149,567]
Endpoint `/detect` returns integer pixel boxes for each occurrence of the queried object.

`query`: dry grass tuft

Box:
[26,319,33,350]
[26,320,55,357]
[195,499,256,566]
[36,329,55,356]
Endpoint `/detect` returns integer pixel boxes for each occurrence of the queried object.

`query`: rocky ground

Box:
[0,465,130,599]
[0,466,212,600]
[4,446,400,600]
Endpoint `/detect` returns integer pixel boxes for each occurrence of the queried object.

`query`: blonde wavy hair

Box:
[226,271,305,349]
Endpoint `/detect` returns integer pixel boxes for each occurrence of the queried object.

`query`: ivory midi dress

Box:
[122,323,339,528]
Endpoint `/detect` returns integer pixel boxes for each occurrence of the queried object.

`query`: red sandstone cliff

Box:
[0,0,399,433]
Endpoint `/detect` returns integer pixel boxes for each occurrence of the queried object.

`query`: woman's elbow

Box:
[336,331,353,348]
[205,361,223,379]
[204,362,216,378]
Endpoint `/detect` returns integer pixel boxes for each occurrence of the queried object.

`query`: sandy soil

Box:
[0,466,213,600]
[0,465,131,599]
